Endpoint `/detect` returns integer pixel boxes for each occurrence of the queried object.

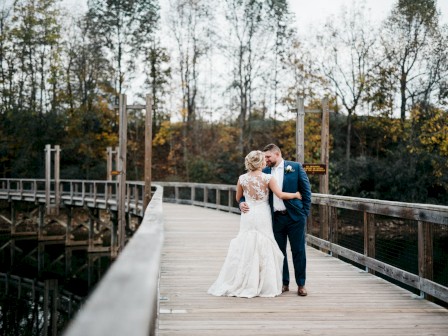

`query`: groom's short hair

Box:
[263,144,281,153]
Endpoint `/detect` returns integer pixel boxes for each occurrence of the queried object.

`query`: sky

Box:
[5,0,447,106]
[287,0,448,32]
[60,0,448,28]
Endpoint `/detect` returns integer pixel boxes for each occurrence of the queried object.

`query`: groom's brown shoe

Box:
[282,285,289,293]
[298,286,308,296]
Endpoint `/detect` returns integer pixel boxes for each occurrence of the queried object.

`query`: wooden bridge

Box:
[1,180,447,335]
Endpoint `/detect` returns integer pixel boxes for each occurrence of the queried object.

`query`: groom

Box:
[240,144,312,296]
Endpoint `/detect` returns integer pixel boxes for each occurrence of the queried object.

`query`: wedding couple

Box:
[208,144,312,298]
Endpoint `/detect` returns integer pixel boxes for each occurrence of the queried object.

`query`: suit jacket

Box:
[263,160,311,222]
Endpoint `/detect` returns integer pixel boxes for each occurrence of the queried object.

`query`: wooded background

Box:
[0,0,447,204]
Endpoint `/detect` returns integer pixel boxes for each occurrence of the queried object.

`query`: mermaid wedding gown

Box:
[207,173,284,298]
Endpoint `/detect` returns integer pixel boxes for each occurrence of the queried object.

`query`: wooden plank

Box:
[158,203,448,336]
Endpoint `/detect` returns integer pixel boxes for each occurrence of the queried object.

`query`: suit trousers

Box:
[273,211,307,287]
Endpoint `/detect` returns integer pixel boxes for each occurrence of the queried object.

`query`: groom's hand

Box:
[239,202,250,213]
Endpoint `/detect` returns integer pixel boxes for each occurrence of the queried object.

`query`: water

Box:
[0,237,113,335]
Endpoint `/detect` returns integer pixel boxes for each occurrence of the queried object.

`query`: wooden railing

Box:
[63,184,164,336]
[0,178,145,217]
[155,181,448,304]
[1,180,447,336]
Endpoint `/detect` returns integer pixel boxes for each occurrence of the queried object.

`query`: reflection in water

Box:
[0,237,113,335]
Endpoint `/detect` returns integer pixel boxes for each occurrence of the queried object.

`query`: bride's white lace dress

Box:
[207,173,284,298]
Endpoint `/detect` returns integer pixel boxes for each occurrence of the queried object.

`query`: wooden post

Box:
[66,207,72,245]
[45,144,51,214]
[88,208,94,251]
[175,186,179,202]
[38,204,45,239]
[10,201,15,235]
[216,189,221,208]
[318,98,330,251]
[44,144,60,215]
[54,145,60,214]
[364,212,376,274]
[204,187,208,205]
[329,206,338,257]
[117,94,128,254]
[319,98,330,194]
[115,146,119,177]
[144,94,153,210]
[110,211,118,257]
[107,147,113,181]
[418,221,433,298]
[296,95,305,164]
[107,146,119,180]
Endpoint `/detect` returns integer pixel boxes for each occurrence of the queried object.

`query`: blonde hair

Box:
[245,150,264,171]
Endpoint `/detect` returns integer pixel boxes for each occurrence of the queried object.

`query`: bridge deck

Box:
[158,203,448,336]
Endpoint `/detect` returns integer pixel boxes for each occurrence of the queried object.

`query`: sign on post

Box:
[303,164,327,175]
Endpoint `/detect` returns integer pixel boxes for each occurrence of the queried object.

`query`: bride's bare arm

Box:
[269,177,302,200]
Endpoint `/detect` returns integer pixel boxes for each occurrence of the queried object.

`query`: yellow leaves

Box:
[413,107,448,157]
[153,121,177,146]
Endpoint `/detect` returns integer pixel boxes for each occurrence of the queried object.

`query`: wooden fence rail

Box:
[0,178,145,217]
[155,181,448,304]
[63,184,164,336]
[0,180,447,335]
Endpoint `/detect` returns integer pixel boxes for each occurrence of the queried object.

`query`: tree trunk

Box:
[346,111,352,172]
[400,71,407,123]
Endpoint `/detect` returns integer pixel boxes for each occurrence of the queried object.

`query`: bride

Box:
[208,150,302,298]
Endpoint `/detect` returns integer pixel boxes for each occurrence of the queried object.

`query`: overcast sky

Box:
[61,0,448,28]
[288,0,448,31]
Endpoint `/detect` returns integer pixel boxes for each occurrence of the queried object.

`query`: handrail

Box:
[0,179,145,216]
[1,179,447,314]
[155,181,448,303]
[63,184,164,336]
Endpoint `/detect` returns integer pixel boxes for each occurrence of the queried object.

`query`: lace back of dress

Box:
[240,173,271,202]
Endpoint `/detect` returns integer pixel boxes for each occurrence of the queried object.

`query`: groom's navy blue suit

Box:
[263,160,311,287]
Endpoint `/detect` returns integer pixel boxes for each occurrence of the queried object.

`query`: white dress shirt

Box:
[272,159,286,211]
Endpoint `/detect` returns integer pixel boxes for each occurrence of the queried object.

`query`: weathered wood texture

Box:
[158,203,448,336]
[64,185,164,336]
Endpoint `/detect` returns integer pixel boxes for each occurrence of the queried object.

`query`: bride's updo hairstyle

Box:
[245,150,264,171]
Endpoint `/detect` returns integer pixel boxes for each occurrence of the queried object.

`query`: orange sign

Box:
[303,164,326,175]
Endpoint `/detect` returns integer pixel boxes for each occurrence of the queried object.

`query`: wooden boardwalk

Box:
[158,203,448,336]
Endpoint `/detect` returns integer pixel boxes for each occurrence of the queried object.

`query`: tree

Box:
[222,0,292,154]
[60,16,118,179]
[143,38,171,136]
[318,2,377,168]
[167,0,212,125]
[166,0,214,180]
[0,0,64,177]
[86,0,159,98]
[382,0,440,123]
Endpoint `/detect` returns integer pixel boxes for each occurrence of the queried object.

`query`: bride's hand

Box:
[296,192,302,200]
